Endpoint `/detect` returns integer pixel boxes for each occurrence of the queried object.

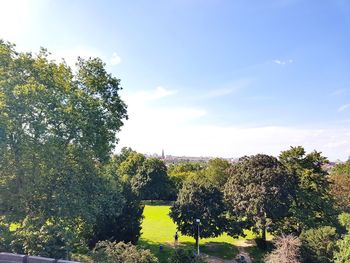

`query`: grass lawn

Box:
[140,204,269,262]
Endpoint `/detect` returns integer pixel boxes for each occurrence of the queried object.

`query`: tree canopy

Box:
[0,40,128,257]
[170,181,227,247]
[224,154,295,242]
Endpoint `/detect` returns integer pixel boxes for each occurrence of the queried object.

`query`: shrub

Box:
[169,248,207,263]
[300,226,338,263]
[92,240,158,263]
[264,235,301,263]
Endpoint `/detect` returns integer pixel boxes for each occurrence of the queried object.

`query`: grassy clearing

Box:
[140,204,269,262]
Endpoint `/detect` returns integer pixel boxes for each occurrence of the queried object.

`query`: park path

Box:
[234,240,254,263]
[165,240,254,263]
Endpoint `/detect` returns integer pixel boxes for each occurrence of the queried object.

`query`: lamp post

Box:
[195,218,200,256]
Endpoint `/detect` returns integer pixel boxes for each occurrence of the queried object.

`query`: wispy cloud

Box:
[124,86,178,103]
[273,59,293,65]
[331,88,347,96]
[110,52,121,65]
[201,79,251,99]
[338,104,350,112]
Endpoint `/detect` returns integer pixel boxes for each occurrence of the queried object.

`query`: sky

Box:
[1,0,350,160]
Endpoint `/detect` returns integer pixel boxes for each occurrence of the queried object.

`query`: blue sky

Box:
[1,0,350,160]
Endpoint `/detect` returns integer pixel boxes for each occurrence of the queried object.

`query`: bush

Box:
[264,235,301,263]
[300,226,338,263]
[92,240,158,263]
[169,248,207,263]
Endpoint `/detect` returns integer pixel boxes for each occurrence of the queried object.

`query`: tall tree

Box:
[170,181,228,248]
[278,146,335,234]
[224,154,295,243]
[0,40,127,256]
[132,158,174,200]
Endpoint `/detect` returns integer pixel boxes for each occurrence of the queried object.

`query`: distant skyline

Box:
[1,0,350,160]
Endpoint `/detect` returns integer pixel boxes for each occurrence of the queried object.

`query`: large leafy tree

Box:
[170,181,227,248]
[89,155,144,247]
[132,157,174,200]
[278,146,335,234]
[224,154,295,242]
[0,40,127,256]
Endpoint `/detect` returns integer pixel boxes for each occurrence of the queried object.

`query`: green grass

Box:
[140,204,268,262]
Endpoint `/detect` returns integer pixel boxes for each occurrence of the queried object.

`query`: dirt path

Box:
[234,240,255,263]
[165,240,254,263]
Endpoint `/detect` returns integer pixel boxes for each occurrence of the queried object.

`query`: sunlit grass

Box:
[140,204,271,262]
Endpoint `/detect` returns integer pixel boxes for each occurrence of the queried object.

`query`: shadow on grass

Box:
[245,241,273,263]
[201,242,239,260]
[138,239,239,262]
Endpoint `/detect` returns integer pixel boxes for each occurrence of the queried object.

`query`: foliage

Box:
[169,248,207,263]
[0,217,12,252]
[118,151,146,181]
[132,158,175,200]
[170,181,227,246]
[0,40,127,257]
[168,162,205,192]
[330,160,350,212]
[204,158,231,188]
[264,235,301,263]
[300,226,338,263]
[10,216,82,259]
[278,146,335,234]
[224,154,294,242]
[92,241,158,263]
[334,235,350,263]
[334,213,350,263]
[89,184,144,247]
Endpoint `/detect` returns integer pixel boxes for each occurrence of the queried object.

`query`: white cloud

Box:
[117,88,350,161]
[123,86,178,104]
[273,59,293,65]
[110,52,121,65]
[338,104,350,112]
[0,0,47,45]
[117,119,350,161]
[49,46,103,68]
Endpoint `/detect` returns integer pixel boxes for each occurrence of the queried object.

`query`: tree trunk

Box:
[262,227,266,242]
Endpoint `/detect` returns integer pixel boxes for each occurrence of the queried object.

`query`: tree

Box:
[264,235,301,263]
[224,154,295,243]
[88,154,144,247]
[278,146,335,234]
[204,158,231,188]
[0,40,127,257]
[118,151,146,181]
[300,226,338,263]
[92,241,158,263]
[168,162,205,193]
[170,181,227,248]
[132,158,174,200]
[330,160,350,212]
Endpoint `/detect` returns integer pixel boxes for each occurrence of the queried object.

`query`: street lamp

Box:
[195,219,200,256]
